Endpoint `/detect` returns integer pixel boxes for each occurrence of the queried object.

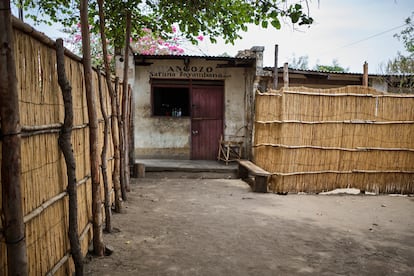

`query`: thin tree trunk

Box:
[80,0,105,256]
[97,71,112,232]
[121,10,132,193]
[0,1,28,274]
[97,0,122,212]
[116,77,127,200]
[128,84,134,167]
[56,38,84,276]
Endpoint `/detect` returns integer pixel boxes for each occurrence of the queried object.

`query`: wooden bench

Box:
[238,160,271,193]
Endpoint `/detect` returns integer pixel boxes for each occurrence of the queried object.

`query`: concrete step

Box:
[133,159,238,179]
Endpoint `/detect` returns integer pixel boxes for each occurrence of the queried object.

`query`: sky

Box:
[12,0,414,74]
[194,0,414,73]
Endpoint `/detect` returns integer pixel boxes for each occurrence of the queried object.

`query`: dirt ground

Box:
[85,178,414,275]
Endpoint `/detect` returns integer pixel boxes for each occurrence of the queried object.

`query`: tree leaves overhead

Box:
[16,0,313,47]
[394,12,414,55]
[152,0,313,44]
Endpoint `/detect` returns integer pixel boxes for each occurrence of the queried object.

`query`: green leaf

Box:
[271,19,281,29]
[290,12,300,24]
[261,20,268,28]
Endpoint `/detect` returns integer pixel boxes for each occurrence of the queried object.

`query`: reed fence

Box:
[254,86,414,194]
[0,21,120,275]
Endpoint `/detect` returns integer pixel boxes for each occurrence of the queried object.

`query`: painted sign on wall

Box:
[149,65,231,79]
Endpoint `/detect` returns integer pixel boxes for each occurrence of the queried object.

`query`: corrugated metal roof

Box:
[134,53,254,62]
[263,66,414,77]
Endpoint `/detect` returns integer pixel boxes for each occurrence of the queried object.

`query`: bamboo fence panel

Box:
[254,86,414,194]
[1,24,117,275]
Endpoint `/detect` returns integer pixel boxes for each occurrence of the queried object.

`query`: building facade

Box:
[127,48,263,160]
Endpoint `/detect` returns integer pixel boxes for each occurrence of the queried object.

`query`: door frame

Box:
[190,81,225,160]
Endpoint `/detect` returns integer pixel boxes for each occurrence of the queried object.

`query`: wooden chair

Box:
[217,135,243,165]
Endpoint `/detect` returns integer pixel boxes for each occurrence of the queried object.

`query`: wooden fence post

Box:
[97,71,112,232]
[80,0,104,257]
[56,38,84,275]
[283,62,289,88]
[122,10,132,194]
[273,44,278,89]
[116,77,127,201]
[0,1,28,274]
[97,0,122,213]
[363,62,368,87]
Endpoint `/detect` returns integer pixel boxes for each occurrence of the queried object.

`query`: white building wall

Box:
[133,58,254,159]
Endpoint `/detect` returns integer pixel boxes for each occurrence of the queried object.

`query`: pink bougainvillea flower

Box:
[172,25,177,33]
[197,35,204,41]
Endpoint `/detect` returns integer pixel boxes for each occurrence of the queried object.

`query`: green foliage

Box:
[314,59,349,72]
[16,0,78,26]
[386,13,414,75]
[16,0,314,49]
[387,53,414,74]
[394,12,414,55]
[151,0,313,45]
[383,13,414,93]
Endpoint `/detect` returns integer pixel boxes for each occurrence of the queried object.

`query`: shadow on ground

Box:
[85,178,414,276]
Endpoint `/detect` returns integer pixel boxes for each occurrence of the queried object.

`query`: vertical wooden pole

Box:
[128,84,134,169]
[56,38,84,275]
[115,77,127,200]
[121,9,131,196]
[283,62,289,88]
[363,61,369,87]
[18,0,23,20]
[80,0,104,257]
[97,0,122,212]
[122,10,132,193]
[0,1,28,274]
[273,44,278,89]
[97,71,112,233]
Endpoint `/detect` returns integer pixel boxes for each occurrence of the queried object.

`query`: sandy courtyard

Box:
[85,178,414,275]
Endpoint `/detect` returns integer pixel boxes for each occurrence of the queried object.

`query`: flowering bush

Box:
[64,23,204,67]
[63,23,112,68]
[131,27,185,55]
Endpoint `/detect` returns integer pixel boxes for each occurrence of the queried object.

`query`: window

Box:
[152,86,190,117]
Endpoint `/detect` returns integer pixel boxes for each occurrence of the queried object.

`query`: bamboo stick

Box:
[254,143,414,152]
[45,222,91,276]
[45,253,69,276]
[23,192,66,223]
[79,222,92,242]
[282,90,414,98]
[22,175,90,224]
[255,120,414,125]
[21,124,62,131]
[272,170,414,176]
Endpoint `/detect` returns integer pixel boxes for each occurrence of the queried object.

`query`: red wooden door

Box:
[191,86,224,160]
